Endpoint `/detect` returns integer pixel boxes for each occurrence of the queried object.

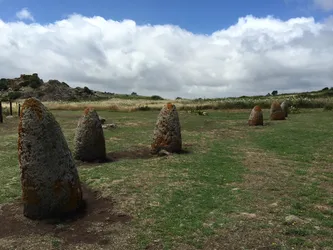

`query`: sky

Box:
[0,0,333,99]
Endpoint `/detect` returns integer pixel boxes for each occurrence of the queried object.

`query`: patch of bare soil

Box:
[107,147,155,161]
[0,184,132,249]
[77,144,194,168]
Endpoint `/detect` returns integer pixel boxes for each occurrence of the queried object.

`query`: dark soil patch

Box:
[77,144,193,168]
[0,184,131,246]
[108,146,155,161]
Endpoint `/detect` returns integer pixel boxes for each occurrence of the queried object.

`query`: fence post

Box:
[0,101,3,123]
[9,101,12,116]
[18,104,21,117]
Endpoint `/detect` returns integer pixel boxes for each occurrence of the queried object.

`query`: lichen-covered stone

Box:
[151,103,182,154]
[270,101,285,120]
[73,108,106,162]
[18,97,83,220]
[248,105,263,126]
[281,101,289,118]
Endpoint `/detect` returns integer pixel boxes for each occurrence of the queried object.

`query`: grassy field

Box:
[0,108,332,249]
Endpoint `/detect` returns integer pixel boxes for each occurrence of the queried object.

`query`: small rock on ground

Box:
[102,123,117,129]
[157,149,172,157]
[284,215,303,225]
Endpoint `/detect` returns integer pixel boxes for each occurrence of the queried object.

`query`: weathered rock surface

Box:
[151,103,182,154]
[270,101,285,120]
[18,97,83,220]
[99,116,106,124]
[248,105,264,126]
[73,108,106,162]
[281,101,289,117]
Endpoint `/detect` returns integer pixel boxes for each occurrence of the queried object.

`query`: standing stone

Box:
[18,97,83,220]
[281,101,289,118]
[270,101,285,120]
[248,105,264,126]
[73,108,106,162]
[151,103,182,154]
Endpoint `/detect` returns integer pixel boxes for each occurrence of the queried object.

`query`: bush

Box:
[289,105,301,114]
[19,81,30,87]
[29,79,42,89]
[83,86,93,95]
[8,91,22,100]
[323,104,333,111]
[0,79,8,91]
[151,95,164,100]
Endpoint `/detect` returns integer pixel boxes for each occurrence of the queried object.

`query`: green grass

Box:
[0,108,333,249]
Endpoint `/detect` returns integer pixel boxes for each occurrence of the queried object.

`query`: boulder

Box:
[151,103,182,154]
[248,105,264,126]
[73,108,106,162]
[281,101,289,117]
[270,101,285,120]
[99,116,106,124]
[18,97,83,220]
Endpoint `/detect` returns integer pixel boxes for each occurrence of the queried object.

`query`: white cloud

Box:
[15,8,34,21]
[314,0,333,11]
[0,14,333,98]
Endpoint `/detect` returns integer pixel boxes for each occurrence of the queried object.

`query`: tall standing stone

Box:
[270,101,285,120]
[248,105,264,126]
[18,97,83,220]
[73,108,106,162]
[151,103,182,154]
[281,101,289,118]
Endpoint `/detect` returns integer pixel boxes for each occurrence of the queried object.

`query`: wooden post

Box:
[18,104,21,117]
[9,101,12,115]
[0,101,3,123]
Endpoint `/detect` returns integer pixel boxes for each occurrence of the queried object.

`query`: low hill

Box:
[0,73,104,102]
[0,73,167,102]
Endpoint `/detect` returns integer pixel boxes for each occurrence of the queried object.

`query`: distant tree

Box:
[83,86,93,95]
[176,97,182,100]
[322,87,329,91]
[0,79,8,91]
[151,95,164,100]
[271,90,278,96]
[8,91,21,100]
[266,93,271,97]
[131,92,138,96]
[29,79,41,89]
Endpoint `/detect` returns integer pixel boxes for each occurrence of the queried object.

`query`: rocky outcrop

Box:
[151,103,182,154]
[18,97,83,220]
[73,108,106,162]
[270,101,285,120]
[248,105,264,126]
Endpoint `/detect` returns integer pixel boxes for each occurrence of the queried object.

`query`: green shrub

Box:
[151,95,164,100]
[83,86,93,95]
[0,80,8,91]
[8,91,21,100]
[323,104,333,111]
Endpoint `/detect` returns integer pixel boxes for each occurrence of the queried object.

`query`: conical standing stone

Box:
[151,103,182,154]
[18,97,83,220]
[281,101,289,118]
[73,108,106,162]
[248,105,264,126]
[270,101,285,120]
